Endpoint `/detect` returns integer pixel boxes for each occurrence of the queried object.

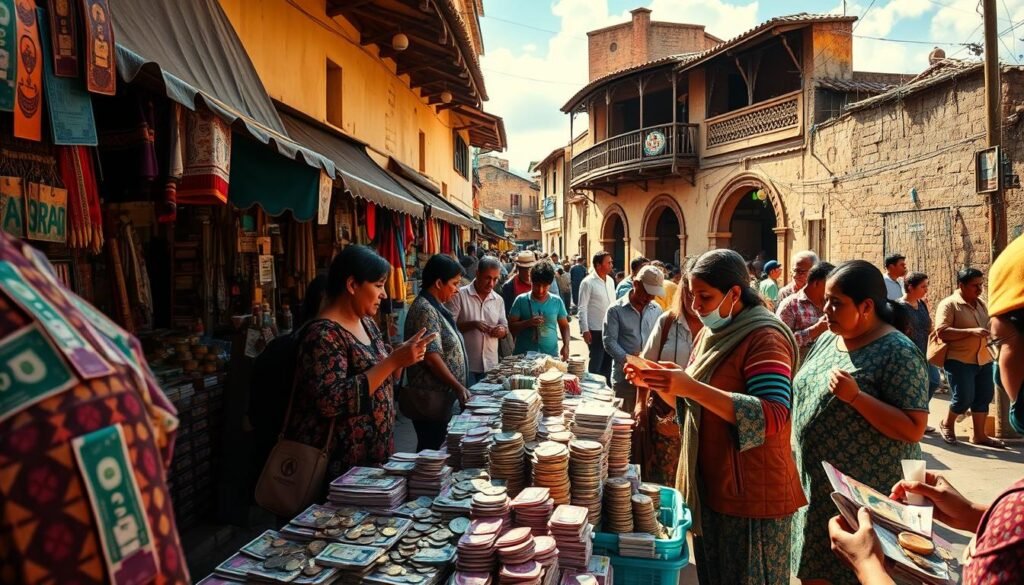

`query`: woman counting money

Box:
[284,246,431,483]
[626,249,805,584]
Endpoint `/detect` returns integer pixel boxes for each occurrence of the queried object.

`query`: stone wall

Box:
[477,163,541,242]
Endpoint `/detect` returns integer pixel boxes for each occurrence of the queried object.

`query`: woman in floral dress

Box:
[791,260,929,585]
[284,246,429,484]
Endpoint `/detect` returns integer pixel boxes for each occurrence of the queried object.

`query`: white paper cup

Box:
[901,459,926,505]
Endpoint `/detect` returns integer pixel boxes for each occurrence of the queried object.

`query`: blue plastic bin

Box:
[592,486,692,561]
[607,552,690,585]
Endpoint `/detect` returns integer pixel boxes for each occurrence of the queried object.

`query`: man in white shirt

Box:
[577,250,616,382]
[883,253,907,301]
[448,257,508,386]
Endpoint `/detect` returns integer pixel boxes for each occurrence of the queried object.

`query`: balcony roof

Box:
[561,54,695,114]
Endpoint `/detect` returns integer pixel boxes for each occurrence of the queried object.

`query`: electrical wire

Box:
[852,0,878,32]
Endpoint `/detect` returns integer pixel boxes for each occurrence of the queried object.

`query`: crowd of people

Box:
[248,236,1024,585]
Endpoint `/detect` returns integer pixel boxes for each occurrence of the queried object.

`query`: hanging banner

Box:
[26,182,68,243]
[0,177,24,237]
[317,170,332,225]
[80,0,116,95]
[38,7,97,145]
[0,0,15,111]
[46,0,77,77]
[13,0,43,141]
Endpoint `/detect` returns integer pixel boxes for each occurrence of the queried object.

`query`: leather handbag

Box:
[255,378,336,518]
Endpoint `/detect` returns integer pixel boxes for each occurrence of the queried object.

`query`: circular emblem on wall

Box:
[643,130,666,156]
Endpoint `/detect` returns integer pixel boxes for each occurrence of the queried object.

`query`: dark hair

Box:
[668,266,682,279]
[808,262,836,285]
[592,250,611,269]
[828,260,910,332]
[884,253,906,268]
[326,245,391,299]
[459,255,476,270]
[957,267,984,285]
[531,262,555,285]
[422,254,464,290]
[689,249,763,307]
[905,271,928,292]
[630,256,649,275]
[615,271,625,282]
[299,275,328,325]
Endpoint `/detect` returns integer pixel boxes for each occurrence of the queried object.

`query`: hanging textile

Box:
[404,214,415,247]
[80,0,116,95]
[94,87,159,198]
[105,227,133,331]
[289,220,316,299]
[0,0,16,111]
[118,217,153,330]
[158,103,184,223]
[366,201,377,241]
[13,0,43,141]
[46,0,79,77]
[59,146,103,253]
[178,108,231,205]
[38,8,96,145]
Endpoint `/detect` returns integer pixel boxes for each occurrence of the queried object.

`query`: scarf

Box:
[58,146,103,252]
[418,290,468,387]
[178,108,231,205]
[675,304,799,535]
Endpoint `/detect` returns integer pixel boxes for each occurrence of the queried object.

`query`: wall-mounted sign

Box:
[643,129,667,157]
[25,183,67,243]
[976,146,1000,193]
[543,197,556,219]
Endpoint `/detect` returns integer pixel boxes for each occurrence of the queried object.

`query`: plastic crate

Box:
[593,486,692,561]
[606,552,690,585]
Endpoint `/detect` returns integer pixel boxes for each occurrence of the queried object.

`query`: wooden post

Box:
[671,71,678,174]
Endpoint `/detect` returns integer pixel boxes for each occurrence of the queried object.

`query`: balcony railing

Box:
[570,122,698,188]
[703,90,802,155]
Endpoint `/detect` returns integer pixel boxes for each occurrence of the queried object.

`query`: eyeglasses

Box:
[793,268,810,275]
[986,333,1018,360]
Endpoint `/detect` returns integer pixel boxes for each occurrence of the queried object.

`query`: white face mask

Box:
[697,290,738,331]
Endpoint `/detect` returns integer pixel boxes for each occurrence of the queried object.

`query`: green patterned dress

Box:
[791,331,929,584]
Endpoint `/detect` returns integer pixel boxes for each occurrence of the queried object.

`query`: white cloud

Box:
[843,0,934,73]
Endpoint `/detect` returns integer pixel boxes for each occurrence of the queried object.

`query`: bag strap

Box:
[277,322,339,454]
[658,313,674,353]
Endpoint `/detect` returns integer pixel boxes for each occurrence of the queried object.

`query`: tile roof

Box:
[816,78,895,94]
[561,54,696,113]
[843,59,983,112]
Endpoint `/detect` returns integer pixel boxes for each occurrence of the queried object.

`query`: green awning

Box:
[228,135,321,220]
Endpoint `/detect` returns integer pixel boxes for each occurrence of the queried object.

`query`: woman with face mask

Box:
[790,260,930,585]
[627,249,806,585]
[827,236,1024,585]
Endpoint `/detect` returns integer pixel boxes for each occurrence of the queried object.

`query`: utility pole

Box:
[982,0,1014,438]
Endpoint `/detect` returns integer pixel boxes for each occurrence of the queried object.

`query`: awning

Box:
[280,112,425,218]
[479,212,506,238]
[387,158,481,230]
[111,0,333,174]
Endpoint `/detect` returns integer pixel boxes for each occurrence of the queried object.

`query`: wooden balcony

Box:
[570,123,698,191]
[703,90,803,157]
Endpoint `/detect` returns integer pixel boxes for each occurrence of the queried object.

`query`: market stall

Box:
[199,355,693,585]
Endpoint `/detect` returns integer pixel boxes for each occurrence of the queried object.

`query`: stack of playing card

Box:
[569,439,604,525]
[631,494,666,538]
[508,375,537,390]
[328,467,406,512]
[567,356,586,379]
[537,369,565,416]
[602,478,634,533]
[638,484,661,510]
[511,486,555,534]
[569,402,614,447]
[617,533,657,558]
[456,518,502,573]
[607,412,633,477]
[548,504,593,570]
[471,487,512,525]
[462,427,495,470]
[489,431,527,496]
[495,526,536,565]
[314,543,386,578]
[531,441,571,505]
[502,390,542,442]
[383,452,418,476]
[409,450,452,499]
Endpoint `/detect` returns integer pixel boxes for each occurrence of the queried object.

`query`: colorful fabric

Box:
[510,292,567,357]
[775,290,824,359]
[13,0,43,141]
[80,0,116,95]
[403,294,467,415]
[791,331,929,584]
[283,318,396,482]
[39,7,96,145]
[59,146,103,253]
[0,0,15,111]
[758,278,780,304]
[178,109,231,205]
[46,0,79,77]
[694,504,793,585]
[776,281,800,306]
[988,234,1024,316]
[0,231,188,584]
[95,88,159,197]
[963,478,1024,584]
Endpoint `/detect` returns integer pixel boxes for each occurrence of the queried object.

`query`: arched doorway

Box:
[709,174,789,268]
[600,204,629,274]
[641,195,686,266]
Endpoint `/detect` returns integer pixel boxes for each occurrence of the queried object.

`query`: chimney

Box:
[928,46,946,66]
[631,7,652,65]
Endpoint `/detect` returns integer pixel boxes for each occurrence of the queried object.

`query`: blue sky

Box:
[477,0,1024,172]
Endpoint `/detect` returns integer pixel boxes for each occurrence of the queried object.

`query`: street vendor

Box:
[508,261,571,361]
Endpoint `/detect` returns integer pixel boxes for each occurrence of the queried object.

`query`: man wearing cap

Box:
[603,265,665,413]
[758,259,783,310]
[501,250,538,319]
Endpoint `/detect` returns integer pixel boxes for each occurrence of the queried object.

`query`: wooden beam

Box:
[327,0,374,17]
[779,35,803,75]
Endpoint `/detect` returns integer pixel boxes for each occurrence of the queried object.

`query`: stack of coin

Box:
[471,487,512,525]
[511,487,554,535]
[502,390,541,442]
[569,402,615,447]
[531,441,571,505]
[433,475,500,519]
[569,440,604,525]
[608,412,633,477]
[602,478,634,533]
[335,515,412,549]
[384,506,462,574]
[462,427,495,470]
[631,494,665,538]
[508,375,537,391]
[567,356,586,378]
[456,518,502,573]
[537,370,565,416]
[409,450,452,499]
[537,417,567,441]
[547,504,593,570]
[499,560,543,585]
[532,535,558,568]
[489,432,527,496]
[452,571,493,585]
[638,484,662,510]
[496,526,536,565]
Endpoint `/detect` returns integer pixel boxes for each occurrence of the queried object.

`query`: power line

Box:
[482,14,587,41]
[852,0,879,32]
[482,68,586,86]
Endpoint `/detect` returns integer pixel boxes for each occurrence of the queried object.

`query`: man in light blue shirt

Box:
[604,265,664,413]
[616,256,650,299]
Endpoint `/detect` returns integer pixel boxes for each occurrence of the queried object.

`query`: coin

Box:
[271,538,288,548]
[359,523,377,533]
[413,523,433,532]
[405,574,424,583]
[264,555,287,569]
[284,559,302,572]
[448,517,470,534]
[386,565,405,576]
[303,564,323,577]
[345,528,363,539]
[412,508,433,520]
[307,540,327,556]
[358,535,376,545]
[324,527,342,537]
[382,527,398,537]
